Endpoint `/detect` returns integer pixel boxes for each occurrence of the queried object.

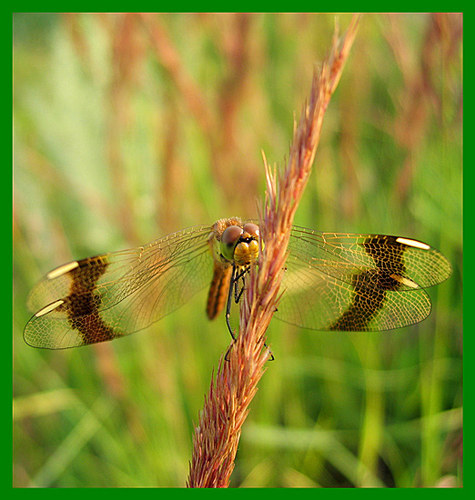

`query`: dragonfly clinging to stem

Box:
[24,217,451,350]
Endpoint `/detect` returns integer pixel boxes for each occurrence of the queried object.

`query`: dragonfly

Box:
[24,217,452,349]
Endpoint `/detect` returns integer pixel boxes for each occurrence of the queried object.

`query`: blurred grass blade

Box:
[243,423,384,487]
[14,389,81,420]
[31,397,115,487]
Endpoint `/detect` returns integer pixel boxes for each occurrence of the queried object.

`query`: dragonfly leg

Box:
[225,264,238,341]
[256,334,275,361]
[224,267,237,362]
[233,266,249,303]
[224,343,234,362]
[262,339,275,361]
[226,265,249,338]
[225,264,274,361]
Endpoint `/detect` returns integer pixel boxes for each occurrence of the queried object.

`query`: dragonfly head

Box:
[221,223,260,266]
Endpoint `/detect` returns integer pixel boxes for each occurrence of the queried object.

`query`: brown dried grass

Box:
[187,15,360,488]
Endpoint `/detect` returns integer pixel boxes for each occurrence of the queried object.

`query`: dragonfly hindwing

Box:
[330,235,424,330]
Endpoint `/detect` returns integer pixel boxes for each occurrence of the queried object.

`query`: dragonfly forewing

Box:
[24,225,213,349]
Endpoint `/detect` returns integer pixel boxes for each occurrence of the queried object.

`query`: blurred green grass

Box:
[13,13,462,487]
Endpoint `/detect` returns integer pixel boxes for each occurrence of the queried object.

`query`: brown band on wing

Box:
[364,236,406,291]
[330,236,407,331]
[206,261,232,320]
[63,256,116,344]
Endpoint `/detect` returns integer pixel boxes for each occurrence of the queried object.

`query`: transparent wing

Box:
[276,227,452,331]
[24,225,213,349]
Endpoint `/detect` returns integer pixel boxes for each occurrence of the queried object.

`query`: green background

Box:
[13,13,462,487]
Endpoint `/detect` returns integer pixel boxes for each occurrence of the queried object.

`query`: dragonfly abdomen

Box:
[206,261,233,320]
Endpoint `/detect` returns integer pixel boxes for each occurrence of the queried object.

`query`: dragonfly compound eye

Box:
[242,223,259,239]
[221,225,243,261]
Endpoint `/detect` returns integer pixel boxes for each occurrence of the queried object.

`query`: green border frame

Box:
[9,7,466,494]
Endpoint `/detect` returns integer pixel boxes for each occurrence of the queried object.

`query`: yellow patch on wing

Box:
[35,299,65,317]
[395,237,430,250]
[47,261,79,280]
[390,274,419,289]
